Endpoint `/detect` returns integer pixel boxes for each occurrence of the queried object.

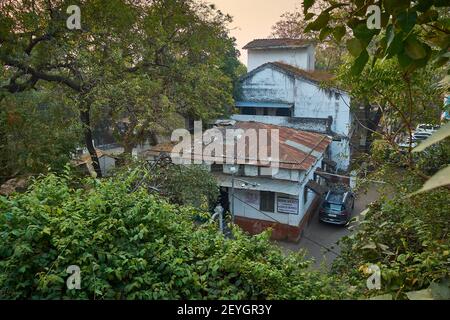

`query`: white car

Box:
[415,124,440,134]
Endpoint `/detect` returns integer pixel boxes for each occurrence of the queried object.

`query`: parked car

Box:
[413,131,432,142]
[415,124,440,134]
[319,190,354,225]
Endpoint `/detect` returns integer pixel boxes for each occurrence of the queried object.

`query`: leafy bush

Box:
[0,172,350,299]
[0,90,81,182]
[333,187,450,299]
[129,161,220,211]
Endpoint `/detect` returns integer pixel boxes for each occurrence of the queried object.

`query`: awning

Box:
[236,101,293,109]
[306,180,329,195]
[213,173,299,196]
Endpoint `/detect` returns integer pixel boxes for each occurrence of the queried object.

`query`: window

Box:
[303,187,309,204]
[260,191,275,212]
[210,163,223,172]
[241,107,256,115]
[275,108,291,117]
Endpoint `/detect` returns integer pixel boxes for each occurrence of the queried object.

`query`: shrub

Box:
[0,172,350,299]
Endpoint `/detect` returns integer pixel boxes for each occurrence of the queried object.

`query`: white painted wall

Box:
[236,65,353,171]
[241,66,295,103]
[228,157,324,227]
[294,79,351,136]
[247,47,314,72]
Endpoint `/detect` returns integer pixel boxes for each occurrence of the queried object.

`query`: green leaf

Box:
[405,37,427,60]
[413,122,450,152]
[303,0,316,14]
[397,10,417,33]
[333,26,346,42]
[319,27,332,41]
[347,38,363,57]
[305,12,330,32]
[429,282,450,300]
[412,165,450,195]
[384,0,411,14]
[351,50,369,75]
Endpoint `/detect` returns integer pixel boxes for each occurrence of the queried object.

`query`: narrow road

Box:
[277,184,382,270]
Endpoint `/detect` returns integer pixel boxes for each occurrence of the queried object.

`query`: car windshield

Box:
[324,202,343,212]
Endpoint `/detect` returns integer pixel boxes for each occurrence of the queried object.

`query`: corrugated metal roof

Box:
[215,121,331,171]
[243,38,313,50]
[146,121,332,172]
[214,173,300,195]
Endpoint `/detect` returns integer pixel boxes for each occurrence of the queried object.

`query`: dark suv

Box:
[319,190,354,225]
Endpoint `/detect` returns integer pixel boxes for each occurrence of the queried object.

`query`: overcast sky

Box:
[210,0,300,66]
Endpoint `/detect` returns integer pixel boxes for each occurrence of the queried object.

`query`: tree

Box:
[336,58,445,162]
[0,87,81,183]
[303,0,449,74]
[0,0,241,174]
[271,1,348,70]
[333,173,450,299]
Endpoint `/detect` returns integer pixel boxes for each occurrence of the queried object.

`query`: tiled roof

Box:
[271,62,334,83]
[243,38,313,50]
[230,121,331,171]
[146,122,331,171]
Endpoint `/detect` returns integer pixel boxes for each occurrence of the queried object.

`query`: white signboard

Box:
[277,197,299,215]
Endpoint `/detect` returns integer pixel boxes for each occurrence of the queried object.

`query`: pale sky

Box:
[210,0,300,66]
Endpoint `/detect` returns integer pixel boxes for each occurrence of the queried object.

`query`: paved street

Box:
[277,184,382,270]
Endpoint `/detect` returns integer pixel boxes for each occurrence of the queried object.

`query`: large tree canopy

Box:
[0,0,242,175]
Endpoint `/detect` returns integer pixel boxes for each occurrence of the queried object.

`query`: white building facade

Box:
[233,39,353,172]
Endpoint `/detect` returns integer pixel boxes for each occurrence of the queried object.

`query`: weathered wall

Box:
[247,47,313,72]
[294,79,351,137]
[241,66,295,103]
[232,114,330,133]
[229,157,323,227]
[237,65,353,171]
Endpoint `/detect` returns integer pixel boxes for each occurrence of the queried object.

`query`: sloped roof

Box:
[271,61,334,83]
[73,149,118,166]
[230,121,331,171]
[243,38,313,50]
[145,122,331,171]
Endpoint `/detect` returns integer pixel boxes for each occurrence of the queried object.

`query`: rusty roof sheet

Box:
[243,38,313,49]
[230,121,331,171]
[144,122,331,171]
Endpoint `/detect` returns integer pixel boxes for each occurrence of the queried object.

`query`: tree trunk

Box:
[365,107,383,151]
[123,143,134,158]
[80,109,102,178]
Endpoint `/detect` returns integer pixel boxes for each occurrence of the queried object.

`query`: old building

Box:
[210,121,331,242]
[232,38,353,172]
[146,120,332,242]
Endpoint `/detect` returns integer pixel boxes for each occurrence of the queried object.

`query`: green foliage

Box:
[0,90,82,182]
[121,161,220,210]
[0,172,350,299]
[333,181,450,299]
[0,0,241,168]
[304,0,450,75]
